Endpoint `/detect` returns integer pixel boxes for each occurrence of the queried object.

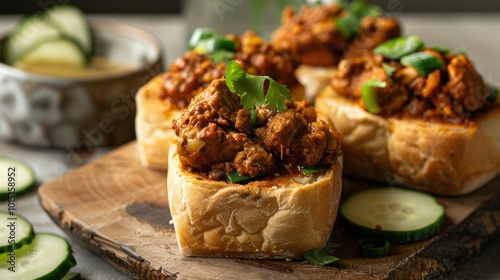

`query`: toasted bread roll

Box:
[316,86,500,195]
[167,75,343,258]
[167,144,342,258]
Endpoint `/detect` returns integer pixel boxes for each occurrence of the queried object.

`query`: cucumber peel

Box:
[0,157,36,201]
[0,211,35,254]
[340,187,445,243]
[2,5,91,66]
[0,233,76,280]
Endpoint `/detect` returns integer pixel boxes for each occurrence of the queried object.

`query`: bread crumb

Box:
[272,186,278,189]
[286,258,292,262]
[274,173,280,176]
[168,219,174,225]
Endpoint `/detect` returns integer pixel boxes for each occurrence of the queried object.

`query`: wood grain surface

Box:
[38,142,500,280]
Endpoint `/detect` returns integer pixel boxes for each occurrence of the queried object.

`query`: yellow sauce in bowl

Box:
[15,56,136,78]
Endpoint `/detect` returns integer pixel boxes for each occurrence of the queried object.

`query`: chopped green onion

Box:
[431,45,450,55]
[361,79,386,114]
[188,27,217,49]
[374,35,425,60]
[303,248,339,266]
[350,0,381,18]
[381,63,396,77]
[358,239,390,258]
[210,49,235,63]
[335,13,359,39]
[400,52,443,76]
[488,84,499,102]
[301,166,324,175]
[227,172,253,184]
[195,36,237,55]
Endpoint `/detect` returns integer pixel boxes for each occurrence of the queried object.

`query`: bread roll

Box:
[135,75,181,170]
[316,86,500,195]
[167,144,342,258]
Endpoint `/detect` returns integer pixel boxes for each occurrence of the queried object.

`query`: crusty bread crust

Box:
[135,75,181,170]
[316,86,500,195]
[167,145,342,258]
[295,65,336,103]
[167,112,342,258]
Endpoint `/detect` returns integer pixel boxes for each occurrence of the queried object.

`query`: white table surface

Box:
[1,12,500,280]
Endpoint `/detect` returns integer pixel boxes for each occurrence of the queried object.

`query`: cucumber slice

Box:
[0,233,76,280]
[340,187,445,243]
[2,6,90,66]
[3,13,61,65]
[0,157,36,201]
[19,38,87,66]
[46,5,92,55]
[0,211,35,254]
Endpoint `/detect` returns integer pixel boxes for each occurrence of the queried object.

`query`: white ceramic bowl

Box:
[0,20,163,148]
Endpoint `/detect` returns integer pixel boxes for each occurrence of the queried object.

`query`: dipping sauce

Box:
[15,56,137,78]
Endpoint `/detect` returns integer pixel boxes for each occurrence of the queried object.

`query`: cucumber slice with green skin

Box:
[2,13,61,65]
[19,38,88,66]
[46,5,92,55]
[2,6,90,66]
[340,187,445,243]
[0,157,36,201]
[0,211,35,254]
[0,233,77,280]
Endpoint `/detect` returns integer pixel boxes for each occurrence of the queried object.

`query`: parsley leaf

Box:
[225,61,291,112]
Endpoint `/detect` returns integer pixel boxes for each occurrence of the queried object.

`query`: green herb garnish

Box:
[400,52,443,76]
[374,35,425,60]
[210,49,235,63]
[358,239,390,258]
[361,79,386,114]
[188,27,217,50]
[195,36,237,55]
[430,45,450,55]
[488,84,499,102]
[301,166,324,175]
[381,63,396,77]
[303,248,339,266]
[227,172,253,184]
[225,60,292,112]
[335,0,381,39]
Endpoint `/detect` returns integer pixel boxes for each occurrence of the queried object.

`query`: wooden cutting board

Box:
[38,142,500,280]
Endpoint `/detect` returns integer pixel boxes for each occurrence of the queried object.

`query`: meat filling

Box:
[173,79,341,181]
[160,31,300,110]
[272,4,401,67]
[332,51,491,124]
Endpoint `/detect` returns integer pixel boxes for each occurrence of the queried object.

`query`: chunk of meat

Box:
[332,55,408,114]
[234,142,274,177]
[271,4,346,67]
[344,17,401,59]
[442,55,489,113]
